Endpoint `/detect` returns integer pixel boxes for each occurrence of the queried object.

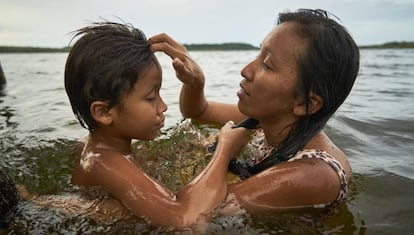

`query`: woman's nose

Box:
[241,60,254,81]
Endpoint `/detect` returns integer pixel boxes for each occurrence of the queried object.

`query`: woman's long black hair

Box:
[229,9,360,179]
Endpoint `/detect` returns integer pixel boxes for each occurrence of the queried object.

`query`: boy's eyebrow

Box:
[145,81,161,94]
[153,81,162,89]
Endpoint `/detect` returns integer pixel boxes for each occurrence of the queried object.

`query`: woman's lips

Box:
[237,84,250,98]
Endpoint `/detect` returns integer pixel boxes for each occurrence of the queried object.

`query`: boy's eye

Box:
[146,90,159,101]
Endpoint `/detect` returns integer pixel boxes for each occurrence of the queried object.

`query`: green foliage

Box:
[359,41,414,49]
[0,46,69,53]
[0,43,259,53]
[183,42,259,51]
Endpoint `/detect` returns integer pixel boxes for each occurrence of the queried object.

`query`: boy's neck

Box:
[87,129,132,155]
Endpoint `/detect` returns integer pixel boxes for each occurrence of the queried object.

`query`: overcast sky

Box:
[1,0,413,47]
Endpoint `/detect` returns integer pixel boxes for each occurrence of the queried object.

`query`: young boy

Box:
[64,22,248,228]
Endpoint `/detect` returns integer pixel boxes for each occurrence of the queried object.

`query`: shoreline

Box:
[0,41,413,53]
[359,41,414,49]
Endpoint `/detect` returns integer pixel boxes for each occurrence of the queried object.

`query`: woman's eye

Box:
[262,62,272,70]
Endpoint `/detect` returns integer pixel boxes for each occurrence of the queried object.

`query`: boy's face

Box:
[110,63,167,140]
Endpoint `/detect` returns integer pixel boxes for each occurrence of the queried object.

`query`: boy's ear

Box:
[293,92,323,116]
[90,101,113,126]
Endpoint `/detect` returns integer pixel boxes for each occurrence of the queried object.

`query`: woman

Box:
[150,9,359,212]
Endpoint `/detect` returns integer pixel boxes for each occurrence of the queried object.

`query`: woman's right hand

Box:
[149,33,205,88]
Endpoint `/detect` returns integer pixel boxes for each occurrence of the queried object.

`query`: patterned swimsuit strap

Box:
[288,149,348,201]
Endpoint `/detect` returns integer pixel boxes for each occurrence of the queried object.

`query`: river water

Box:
[0,49,413,234]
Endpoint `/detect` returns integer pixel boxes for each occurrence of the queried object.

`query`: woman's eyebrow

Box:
[265,47,281,65]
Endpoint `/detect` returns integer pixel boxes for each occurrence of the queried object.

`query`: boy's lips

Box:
[158,118,165,128]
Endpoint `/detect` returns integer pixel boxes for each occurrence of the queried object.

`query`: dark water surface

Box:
[0,49,413,234]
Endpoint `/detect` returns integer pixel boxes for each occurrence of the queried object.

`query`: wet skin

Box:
[150,21,351,212]
[71,62,249,228]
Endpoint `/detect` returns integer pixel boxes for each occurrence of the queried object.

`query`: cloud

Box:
[0,0,413,47]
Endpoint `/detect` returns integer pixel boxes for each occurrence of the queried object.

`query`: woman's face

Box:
[237,22,306,125]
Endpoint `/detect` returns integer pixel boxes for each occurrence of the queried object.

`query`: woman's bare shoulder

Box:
[305,131,351,177]
[227,150,343,212]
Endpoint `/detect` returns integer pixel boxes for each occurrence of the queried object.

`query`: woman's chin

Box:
[237,101,252,117]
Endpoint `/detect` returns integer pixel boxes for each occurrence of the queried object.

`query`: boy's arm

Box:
[87,122,248,228]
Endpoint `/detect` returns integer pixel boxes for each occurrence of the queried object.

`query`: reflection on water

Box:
[3,121,367,234]
[0,49,414,234]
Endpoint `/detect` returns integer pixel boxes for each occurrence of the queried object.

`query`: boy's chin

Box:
[143,133,160,141]
[134,129,163,141]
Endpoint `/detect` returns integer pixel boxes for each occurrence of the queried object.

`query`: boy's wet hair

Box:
[64,21,155,130]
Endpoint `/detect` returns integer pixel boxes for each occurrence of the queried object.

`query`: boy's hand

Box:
[217,121,250,157]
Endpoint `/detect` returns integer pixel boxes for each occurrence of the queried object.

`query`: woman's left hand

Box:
[149,33,205,88]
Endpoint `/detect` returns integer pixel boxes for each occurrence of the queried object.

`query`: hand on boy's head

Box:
[149,33,187,56]
[149,33,205,87]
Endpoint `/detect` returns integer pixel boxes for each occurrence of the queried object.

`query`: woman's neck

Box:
[259,118,295,148]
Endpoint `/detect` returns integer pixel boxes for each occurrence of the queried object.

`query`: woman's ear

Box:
[293,92,323,116]
[90,101,113,126]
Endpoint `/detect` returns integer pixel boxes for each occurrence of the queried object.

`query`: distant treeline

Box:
[1,41,413,53]
[0,43,258,53]
[359,41,414,49]
[183,43,258,51]
[0,46,69,53]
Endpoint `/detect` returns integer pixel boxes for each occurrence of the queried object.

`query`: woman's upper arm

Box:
[198,101,246,125]
[227,160,340,213]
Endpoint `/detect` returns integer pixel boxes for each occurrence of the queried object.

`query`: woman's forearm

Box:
[179,83,208,118]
